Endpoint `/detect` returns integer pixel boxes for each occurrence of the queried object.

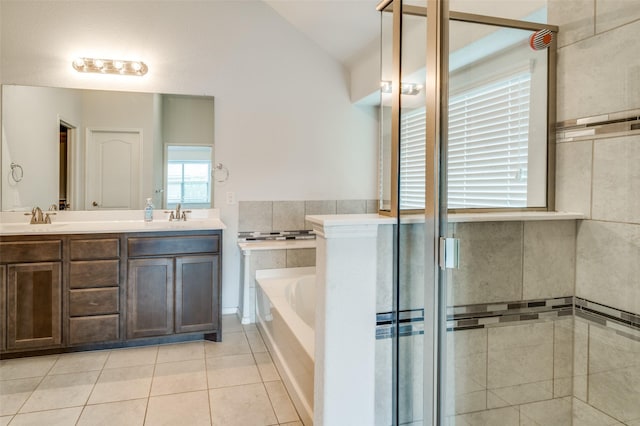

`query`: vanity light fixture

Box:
[380,80,423,95]
[72,57,148,76]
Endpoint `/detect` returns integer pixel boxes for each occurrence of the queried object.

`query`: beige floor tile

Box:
[103,345,158,369]
[0,377,41,416]
[279,422,303,426]
[20,371,99,413]
[206,354,261,389]
[77,398,147,426]
[10,406,82,426]
[253,352,280,382]
[264,380,299,423]
[209,383,277,426]
[204,332,251,358]
[146,391,211,426]
[0,416,12,426]
[246,330,268,353]
[151,359,207,396]
[0,355,58,380]
[49,351,109,375]
[156,341,205,364]
[222,314,243,333]
[87,365,153,404]
[242,324,258,333]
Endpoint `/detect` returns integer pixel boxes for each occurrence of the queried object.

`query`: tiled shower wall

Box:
[376,218,639,425]
[375,220,579,425]
[551,1,640,424]
[238,199,379,233]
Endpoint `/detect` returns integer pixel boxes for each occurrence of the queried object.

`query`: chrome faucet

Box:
[24,206,56,224]
[164,203,192,221]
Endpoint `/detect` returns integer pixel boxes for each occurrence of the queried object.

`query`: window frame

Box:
[163,143,214,210]
[378,14,557,217]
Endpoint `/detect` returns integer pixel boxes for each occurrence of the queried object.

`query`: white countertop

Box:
[306,211,584,226]
[0,209,226,236]
[305,214,397,227]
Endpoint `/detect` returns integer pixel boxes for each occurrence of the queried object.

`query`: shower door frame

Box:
[378,0,559,424]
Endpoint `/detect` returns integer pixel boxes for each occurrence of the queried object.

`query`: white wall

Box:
[1,85,83,210]
[0,0,378,313]
[81,90,157,210]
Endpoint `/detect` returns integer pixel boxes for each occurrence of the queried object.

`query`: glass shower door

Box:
[441,17,563,426]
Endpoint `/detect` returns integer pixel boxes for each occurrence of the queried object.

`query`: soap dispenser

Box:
[144,198,154,222]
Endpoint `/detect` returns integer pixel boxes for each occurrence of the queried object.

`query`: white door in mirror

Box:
[86,129,142,210]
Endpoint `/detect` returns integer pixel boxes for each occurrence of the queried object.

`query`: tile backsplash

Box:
[238,199,378,233]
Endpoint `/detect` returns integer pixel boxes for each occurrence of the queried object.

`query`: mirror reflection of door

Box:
[164,145,213,210]
[58,121,76,210]
[86,128,142,210]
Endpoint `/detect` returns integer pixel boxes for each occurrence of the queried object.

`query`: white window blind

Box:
[448,72,531,208]
[400,108,427,210]
[398,71,532,210]
[166,145,212,207]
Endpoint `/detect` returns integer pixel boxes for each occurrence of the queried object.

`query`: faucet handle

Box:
[44,212,56,224]
[164,211,176,221]
[181,210,192,221]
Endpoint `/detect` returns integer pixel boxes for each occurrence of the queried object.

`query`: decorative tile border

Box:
[238,230,315,241]
[376,309,424,339]
[446,297,573,331]
[575,297,640,341]
[375,296,640,339]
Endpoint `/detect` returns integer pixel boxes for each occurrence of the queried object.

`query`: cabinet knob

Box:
[92,201,99,207]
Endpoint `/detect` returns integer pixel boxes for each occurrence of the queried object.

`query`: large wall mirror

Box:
[1,85,214,212]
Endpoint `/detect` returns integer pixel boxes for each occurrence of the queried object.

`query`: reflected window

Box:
[398,68,532,210]
[165,145,212,208]
[448,70,531,208]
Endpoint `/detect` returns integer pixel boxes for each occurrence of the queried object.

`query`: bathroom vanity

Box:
[0,210,225,358]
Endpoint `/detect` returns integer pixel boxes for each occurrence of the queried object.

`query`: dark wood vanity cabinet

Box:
[127,233,221,340]
[68,237,121,345]
[0,240,63,351]
[0,230,222,357]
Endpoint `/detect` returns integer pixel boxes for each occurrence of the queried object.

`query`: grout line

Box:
[12,354,61,417]
[204,341,213,426]
[141,345,159,425]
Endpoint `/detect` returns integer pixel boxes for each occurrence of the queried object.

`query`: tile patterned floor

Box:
[0,315,303,426]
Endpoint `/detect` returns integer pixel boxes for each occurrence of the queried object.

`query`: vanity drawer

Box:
[70,238,120,260]
[70,260,119,288]
[69,315,119,345]
[0,240,62,263]
[69,288,119,316]
[128,235,220,257]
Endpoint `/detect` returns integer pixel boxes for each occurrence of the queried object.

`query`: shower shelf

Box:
[397,211,584,224]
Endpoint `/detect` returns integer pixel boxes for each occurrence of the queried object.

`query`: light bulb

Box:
[94,59,104,68]
[131,62,141,71]
[73,58,86,67]
[113,60,123,70]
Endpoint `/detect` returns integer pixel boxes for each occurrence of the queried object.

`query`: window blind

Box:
[399,108,427,210]
[398,71,532,210]
[448,72,531,208]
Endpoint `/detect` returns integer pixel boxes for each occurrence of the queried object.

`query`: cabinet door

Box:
[7,262,62,350]
[127,258,174,339]
[175,255,219,333]
[1,265,5,351]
